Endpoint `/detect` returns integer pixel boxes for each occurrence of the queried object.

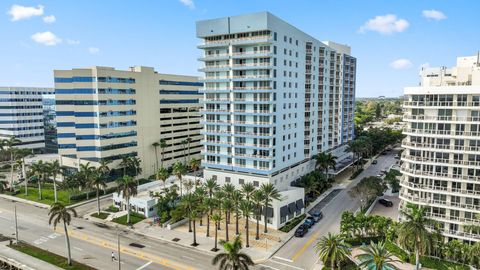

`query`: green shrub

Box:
[418,256,469,270]
[112,212,145,225]
[349,168,364,179]
[105,205,120,213]
[279,214,306,233]
[345,236,383,246]
[385,240,409,262]
[91,212,109,220]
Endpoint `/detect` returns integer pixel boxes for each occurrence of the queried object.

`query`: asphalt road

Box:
[259,149,399,270]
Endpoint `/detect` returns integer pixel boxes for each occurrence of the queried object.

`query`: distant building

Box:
[402,53,480,243]
[54,66,203,177]
[42,93,58,153]
[0,86,54,151]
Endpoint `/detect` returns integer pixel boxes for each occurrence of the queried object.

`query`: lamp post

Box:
[14,205,18,243]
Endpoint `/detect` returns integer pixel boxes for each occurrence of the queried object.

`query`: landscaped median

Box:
[112,212,146,225]
[8,241,95,270]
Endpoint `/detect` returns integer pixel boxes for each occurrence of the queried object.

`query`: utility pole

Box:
[14,205,18,243]
[117,230,121,270]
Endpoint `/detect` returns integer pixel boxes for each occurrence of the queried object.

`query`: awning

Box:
[280,206,288,218]
[288,202,297,214]
[296,199,304,209]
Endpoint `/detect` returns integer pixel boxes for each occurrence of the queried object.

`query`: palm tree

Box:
[251,190,263,240]
[398,203,433,270]
[259,183,281,233]
[116,175,138,224]
[181,140,188,164]
[120,156,132,176]
[188,158,201,187]
[152,142,160,172]
[212,236,254,270]
[156,167,170,192]
[180,193,197,232]
[204,197,217,237]
[88,169,106,215]
[231,190,243,235]
[316,152,336,178]
[3,136,21,191]
[0,180,7,194]
[205,178,219,236]
[78,163,95,200]
[356,241,400,270]
[159,139,167,168]
[14,148,31,195]
[46,160,62,203]
[314,233,351,270]
[30,161,46,200]
[186,137,192,161]
[172,162,186,196]
[239,201,254,248]
[241,183,255,202]
[131,156,142,179]
[188,209,200,246]
[211,213,222,251]
[222,199,234,241]
[97,159,111,186]
[48,202,77,266]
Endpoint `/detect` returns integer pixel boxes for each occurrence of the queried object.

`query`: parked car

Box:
[379,198,393,207]
[306,216,316,225]
[372,159,378,164]
[311,211,323,222]
[303,218,314,228]
[294,225,309,237]
[394,154,400,159]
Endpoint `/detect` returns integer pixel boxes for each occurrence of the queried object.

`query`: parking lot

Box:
[370,195,400,220]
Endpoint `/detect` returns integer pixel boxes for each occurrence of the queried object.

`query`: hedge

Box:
[349,168,364,179]
[280,214,306,233]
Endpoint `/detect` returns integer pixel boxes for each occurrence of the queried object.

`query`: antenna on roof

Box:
[477,51,480,67]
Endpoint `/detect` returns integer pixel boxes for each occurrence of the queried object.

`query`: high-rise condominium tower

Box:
[54,66,202,177]
[401,54,480,243]
[196,12,356,229]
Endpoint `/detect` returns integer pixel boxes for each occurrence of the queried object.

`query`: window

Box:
[253,181,259,187]
[212,175,217,180]
[239,179,244,185]
[225,177,231,183]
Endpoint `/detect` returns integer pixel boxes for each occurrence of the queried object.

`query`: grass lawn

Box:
[105,205,120,213]
[91,212,109,219]
[419,256,470,270]
[15,186,73,206]
[112,212,145,225]
[9,242,95,270]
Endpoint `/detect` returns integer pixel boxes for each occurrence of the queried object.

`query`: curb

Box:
[69,193,113,209]
[0,194,50,209]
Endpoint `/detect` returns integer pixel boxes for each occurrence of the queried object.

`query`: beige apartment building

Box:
[54,66,202,177]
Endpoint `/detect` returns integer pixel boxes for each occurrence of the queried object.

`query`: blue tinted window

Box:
[75,123,98,128]
[159,90,199,95]
[160,99,198,104]
[58,144,76,149]
[55,77,95,83]
[57,122,75,127]
[55,88,96,94]
[56,100,98,105]
[75,112,97,117]
[56,111,75,116]
[57,133,76,138]
[159,80,202,86]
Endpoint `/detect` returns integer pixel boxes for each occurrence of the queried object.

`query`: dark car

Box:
[372,159,378,164]
[303,218,314,228]
[294,225,309,237]
[379,198,393,207]
[306,216,316,225]
[312,211,323,222]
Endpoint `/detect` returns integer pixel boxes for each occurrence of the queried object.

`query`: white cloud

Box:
[8,4,44,21]
[359,14,409,35]
[390,59,413,70]
[179,0,195,9]
[88,47,100,54]
[31,31,62,46]
[422,10,447,20]
[43,15,56,23]
[66,39,80,45]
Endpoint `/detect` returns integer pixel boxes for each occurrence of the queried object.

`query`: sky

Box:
[0,0,479,97]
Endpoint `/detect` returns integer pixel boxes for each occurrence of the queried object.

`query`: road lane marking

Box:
[136,261,153,270]
[291,231,320,262]
[73,246,83,251]
[258,264,280,270]
[273,256,293,263]
[268,259,305,270]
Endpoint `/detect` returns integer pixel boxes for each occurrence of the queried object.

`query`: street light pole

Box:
[117,230,121,270]
[14,205,18,243]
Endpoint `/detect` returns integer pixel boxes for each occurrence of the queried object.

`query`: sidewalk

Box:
[0,240,63,270]
[0,194,50,209]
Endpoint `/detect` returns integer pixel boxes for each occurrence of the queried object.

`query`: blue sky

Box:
[0,0,479,97]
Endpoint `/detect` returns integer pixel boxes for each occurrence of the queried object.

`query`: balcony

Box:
[198,65,230,72]
[400,192,480,212]
[231,62,272,70]
[403,115,480,123]
[200,76,230,82]
[401,154,480,167]
[403,101,480,108]
[400,166,479,183]
[198,53,230,61]
[232,86,273,93]
[199,88,230,93]
[400,180,480,197]
[402,141,480,153]
[403,128,480,138]
[427,212,480,225]
[231,75,272,81]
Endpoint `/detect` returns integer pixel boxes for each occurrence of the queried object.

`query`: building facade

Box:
[196,12,356,229]
[401,54,480,243]
[0,87,54,151]
[54,66,202,177]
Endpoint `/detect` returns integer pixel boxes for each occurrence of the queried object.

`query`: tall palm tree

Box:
[4,136,21,191]
[116,175,138,224]
[30,160,46,200]
[172,162,186,196]
[120,156,132,177]
[212,236,254,270]
[398,203,433,270]
[204,197,217,237]
[131,156,142,179]
[259,183,281,233]
[78,163,95,200]
[152,142,160,172]
[211,213,222,251]
[205,178,219,236]
[241,183,255,202]
[88,169,106,215]
[181,139,188,164]
[159,139,167,168]
[97,159,111,186]
[186,137,192,161]
[46,160,62,203]
[231,190,243,235]
[180,193,197,232]
[239,201,254,248]
[0,180,7,194]
[222,199,234,241]
[314,233,351,270]
[156,167,170,192]
[194,187,207,226]
[251,190,263,240]
[356,241,400,270]
[316,152,336,178]
[188,209,200,246]
[14,148,31,195]
[48,202,77,266]
[188,158,201,187]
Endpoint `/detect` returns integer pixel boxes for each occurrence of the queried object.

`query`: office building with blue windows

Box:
[0,86,54,151]
[54,66,202,177]
[197,12,356,229]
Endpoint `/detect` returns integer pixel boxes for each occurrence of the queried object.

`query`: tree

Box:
[212,236,254,270]
[14,148,31,195]
[204,197,218,238]
[120,156,132,177]
[46,160,62,203]
[239,201,254,248]
[3,136,21,191]
[180,193,198,232]
[187,208,200,246]
[398,203,433,270]
[241,183,255,202]
[188,158,201,188]
[172,162,187,196]
[356,241,400,270]
[48,202,77,266]
[186,138,192,161]
[30,160,46,200]
[159,139,167,168]
[222,199,234,241]
[259,183,281,233]
[316,152,336,178]
[231,190,243,235]
[97,159,111,186]
[314,233,351,270]
[181,139,188,164]
[204,178,219,237]
[251,190,263,240]
[78,163,95,200]
[88,169,106,215]
[0,180,7,194]
[131,157,142,179]
[116,175,138,224]
[349,176,386,210]
[152,142,160,172]
[211,213,222,251]
[156,167,170,192]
